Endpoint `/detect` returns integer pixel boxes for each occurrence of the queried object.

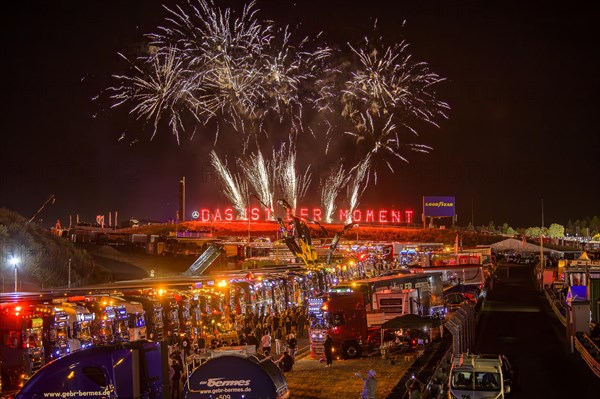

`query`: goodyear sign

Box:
[423,196,455,217]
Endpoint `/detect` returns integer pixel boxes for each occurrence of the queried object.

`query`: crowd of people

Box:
[231,307,309,359]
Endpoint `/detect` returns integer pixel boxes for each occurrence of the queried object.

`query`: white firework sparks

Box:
[341,36,448,171]
[109,2,449,212]
[320,164,350,224]
[209,150,248,218]
[346,156,371,223]
[142,0,332,150]
[239,150,274,214]
[110,48,203,144]
[274,143,312,211]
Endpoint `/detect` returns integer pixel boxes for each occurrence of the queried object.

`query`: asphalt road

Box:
[474,262,600,398]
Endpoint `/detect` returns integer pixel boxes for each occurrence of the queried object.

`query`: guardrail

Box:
[574,333,600,378]
[544,287,566,327]
[544,288,600,378]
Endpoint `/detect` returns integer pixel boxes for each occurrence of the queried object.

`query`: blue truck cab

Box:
[14,341,164,399]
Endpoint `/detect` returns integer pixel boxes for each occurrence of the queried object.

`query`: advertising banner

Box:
[423,196,455,217]
[185,354,289,399]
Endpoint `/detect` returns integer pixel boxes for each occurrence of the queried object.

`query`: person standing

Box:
[284,311,292,335]
[356,369,377,399]
[274,326,285,355]
[323,334,333,367]
[260,330,272,357]
[170,353,183,399]
[297,310,306,337]
[246,331,259,352]
[405,377,423,399]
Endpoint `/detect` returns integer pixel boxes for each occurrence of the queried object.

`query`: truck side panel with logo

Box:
[15,341,163,399]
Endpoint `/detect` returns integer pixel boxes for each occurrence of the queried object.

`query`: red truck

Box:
[0,303,46,394]
[308,273,443,359]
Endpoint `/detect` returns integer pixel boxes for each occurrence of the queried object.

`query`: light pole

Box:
[9,256,20,292]
[68,258,72,288]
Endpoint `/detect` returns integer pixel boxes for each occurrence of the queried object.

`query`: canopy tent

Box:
[578,252,591,261]
[381,314,442,330]
[490,238,561,254]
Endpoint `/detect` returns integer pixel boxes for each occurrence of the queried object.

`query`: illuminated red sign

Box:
[193,207,414,224]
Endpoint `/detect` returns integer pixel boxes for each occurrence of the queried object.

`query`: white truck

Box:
[448,353,512,399]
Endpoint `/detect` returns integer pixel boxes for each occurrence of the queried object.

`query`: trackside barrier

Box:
[544,287,567,327]
[574,333,600,379]
[545,287,600,378]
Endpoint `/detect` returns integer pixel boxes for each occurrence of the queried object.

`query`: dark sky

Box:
[1,0,599,229]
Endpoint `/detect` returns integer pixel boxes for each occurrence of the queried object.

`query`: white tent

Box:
[490,238,560,254]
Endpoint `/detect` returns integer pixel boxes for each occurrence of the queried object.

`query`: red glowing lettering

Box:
[379,210,388,222]
[195,206,414,224]
[251,207,260,221]
[313,208,322,221]
[339,209,349,222]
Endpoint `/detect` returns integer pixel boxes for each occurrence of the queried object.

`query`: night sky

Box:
[1,0,599,229]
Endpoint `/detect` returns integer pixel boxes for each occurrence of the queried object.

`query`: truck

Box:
[13,340,166,399]
[68,296,130,345]
[58,301,95,352]
[308,272,444,360]
[41,305,71,362]
[308,286,422,360]
[123,295,164,341]
[0,303,45,394]
[161,294,181,338]
[448,353,512,399]
[111,296,147,342]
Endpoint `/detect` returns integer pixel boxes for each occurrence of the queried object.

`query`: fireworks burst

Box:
[110,2,449,219]
[137,0,332,151]
[110,48,203,144]
[274,143,312,211]
[345,156,371,223]
[209,150,248,218]
[320,165,350,223]
[239,150,275,214]
[341,35,448,177]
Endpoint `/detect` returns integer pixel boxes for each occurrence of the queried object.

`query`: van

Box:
[448,353,511,399]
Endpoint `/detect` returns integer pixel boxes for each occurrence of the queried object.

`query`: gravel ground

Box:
[284,353,415,399]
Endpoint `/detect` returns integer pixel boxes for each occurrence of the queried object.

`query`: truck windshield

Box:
[329,311,345,327]
[451,371,501,391]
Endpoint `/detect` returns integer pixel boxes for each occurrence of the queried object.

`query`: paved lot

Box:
[283,350,415,398]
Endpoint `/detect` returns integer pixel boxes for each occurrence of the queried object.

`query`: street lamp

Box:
[9,255,20,292]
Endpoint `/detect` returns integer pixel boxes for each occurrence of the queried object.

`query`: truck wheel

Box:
[343,343,360,359]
